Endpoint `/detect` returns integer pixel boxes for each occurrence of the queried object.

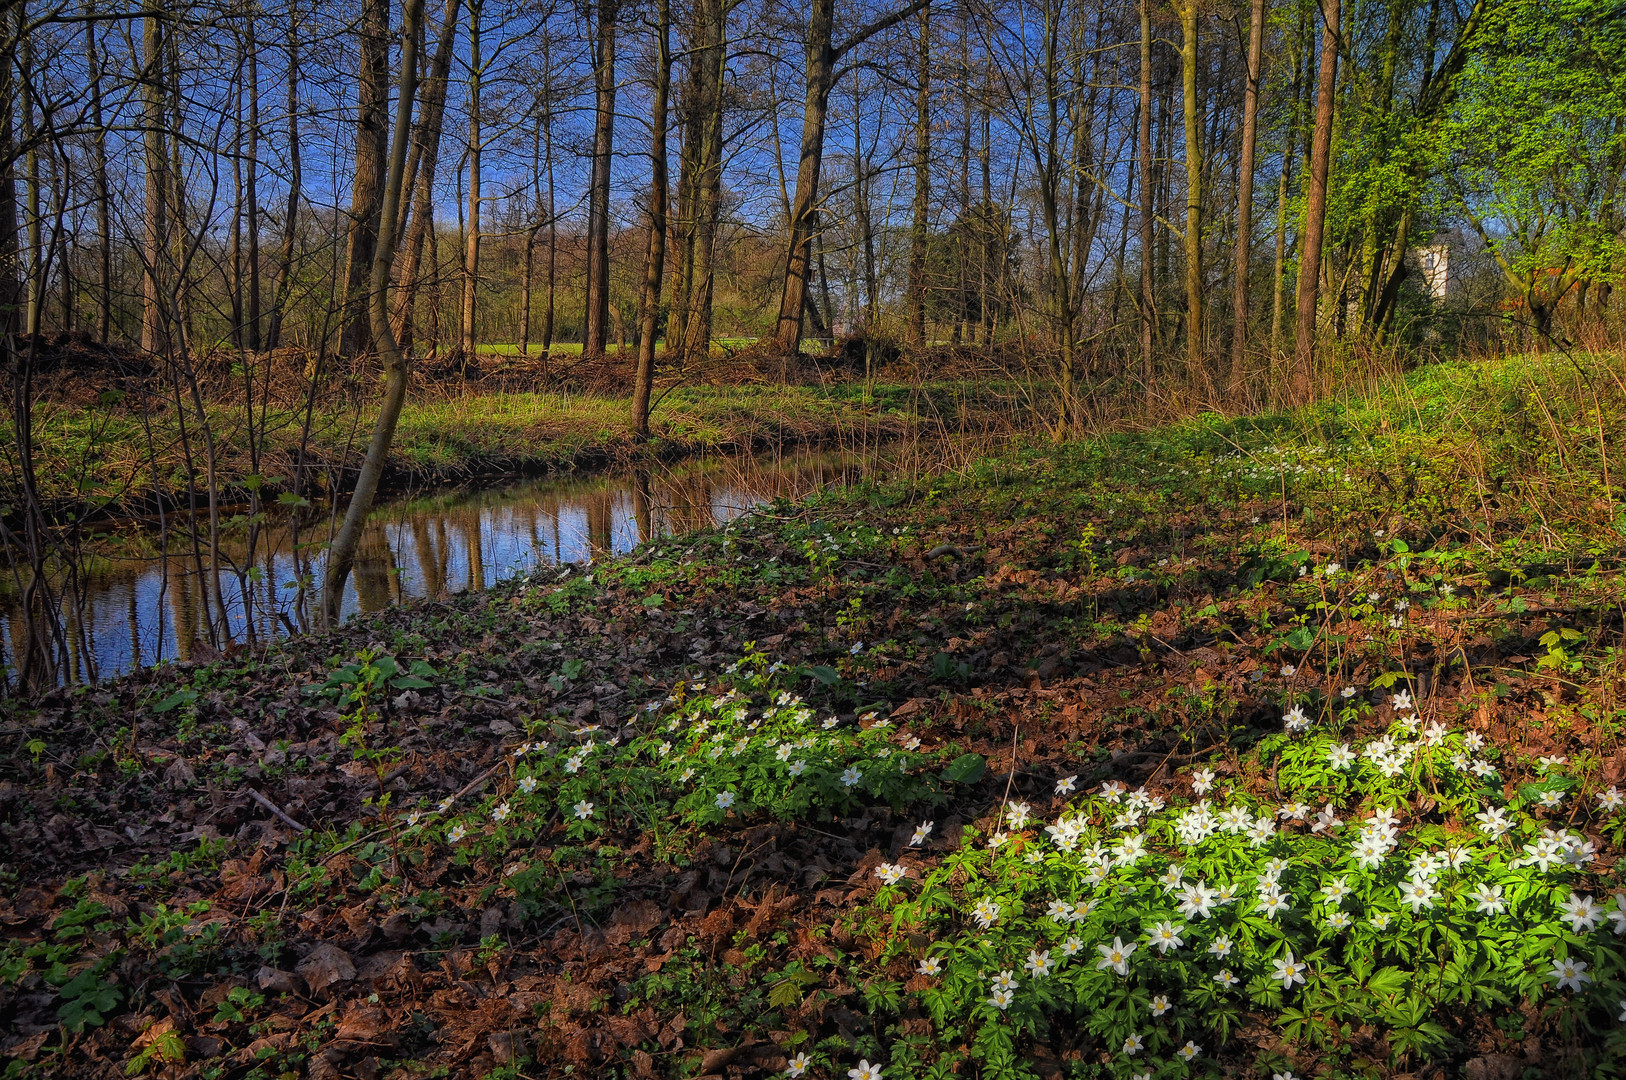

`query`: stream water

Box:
[5,443,912,685]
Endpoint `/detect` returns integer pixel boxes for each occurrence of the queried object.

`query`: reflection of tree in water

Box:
[3,444,922,684]
[353,528,397,613]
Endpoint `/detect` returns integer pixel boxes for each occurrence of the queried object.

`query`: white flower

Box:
[491,801,511,823]
[1177,881,1217,920]
[1191,767,1215,794]
[849,1060,883,1080]
[1024,949,1056,977]
[1060,936,1083,956]
[916,955,942,976]
[1611,895,1626,935]
[1208,935,1234,958]
[1278,802,1310,821]
[1283,706,1309,733]
[447,823,467,843]
[788,760,807,777]
[1213,968,1238,988]
[1463,731,1485,751]
[1470,883,1505,915]
[1598,787,1625,812]
[1114,834,1147,866]
[1475,806,1512,839]
[1392,690,1414,711]
[987,986,1013,1010]
[1247,816,1278,847]
[1561,894,1602,933]
[1541,756,1569,772]
[1147,921,1185,954]
[1281,664,1296,677]
[1257,892,1291,919]
[1521,836,1566,871]
[1470,759,1499,778]
[1538,789,1566,809]
[1311,804,1344,833]
[971,898,1001,929]
[1341,685,1358,699]
[1272,949,1307,990]
[875,862,905,886]
[1326,743,1356,770]
[1177,1041,1202,1063]
[1054,774,1077,795]
[1096,936,1137,975]
[840,766,862,788]
[911,821,934,845]
[715,790,736,810]
[1326,910,1353,929]
[1550,958,1593,993]
[518,776,538,795]
[1122,1033,1144,1056]
[1006,802,1033,830]
[1274,1073,1300,1080]
[1150,994,1172,1016]
[989,968,1019,991]
[404,810,423,827]
[787,1051,811,1077]
[1399,876,1436,912]
[573,800,595,820]
[1099,780,1126,803]
[1318,876,1351,906]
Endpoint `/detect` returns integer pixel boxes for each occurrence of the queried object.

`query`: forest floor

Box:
[4,352,1626,1080]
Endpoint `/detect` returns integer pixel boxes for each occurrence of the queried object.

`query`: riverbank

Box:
[13,378,1041,519]
[3,352,1625,1077]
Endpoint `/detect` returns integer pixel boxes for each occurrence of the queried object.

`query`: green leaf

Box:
[806,665,842,686]
[152,690,198,714]
[941,753,987,784]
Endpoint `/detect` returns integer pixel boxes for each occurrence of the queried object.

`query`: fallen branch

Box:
[246,788,308,832]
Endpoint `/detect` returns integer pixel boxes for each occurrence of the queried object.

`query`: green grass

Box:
[12,378,1036,514]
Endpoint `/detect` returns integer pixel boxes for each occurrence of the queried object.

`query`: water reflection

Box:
[5,444,900,684]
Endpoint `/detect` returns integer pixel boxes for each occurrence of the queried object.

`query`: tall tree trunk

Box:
[1228,0,1266,396]
[541,65,557,361]
[1292,0,1339,400]
[632,0,671,437]
[1270,2,1308,355]
[907,7,929,344]
[324,0,425,623]
[678,0,726,368]
[773,0,835,352]
[392,0,460,355]
[19,19,38,339]
[1137,0,1154,386]
[87,6,113,343]
[461,0,483,359]
[340,0,390,360]
[583,0,619,357]
[266,0,303,350]
[1177,0,1203,371]
[140,5,169,357]
[774,0,930,351]
[245,9,261,350]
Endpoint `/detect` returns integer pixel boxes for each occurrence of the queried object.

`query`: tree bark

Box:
[266,0,303,351]
[773,0,931,351]
[87,6,113,343]
[1291,0,1339,400]
[1228,0,1266,396]
[392,0,460,354]
[906,6,929,344]
[340,0,390,360]
[461,0,483,359]
[1137,0,1154,386]
[140,4,169,357]
[1177,0,1203,371]
[324,0,425,624]
[632,0,672,437]
[583,0,619,357]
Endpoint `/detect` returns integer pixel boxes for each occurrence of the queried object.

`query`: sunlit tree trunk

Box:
[583,0,619,356]
[907,7,929,344]
[460,0,483,360]
[632,0,671,437]
[1177,0,1203,371]
[1292,0,1339,400]
[1228,0,1266,396]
